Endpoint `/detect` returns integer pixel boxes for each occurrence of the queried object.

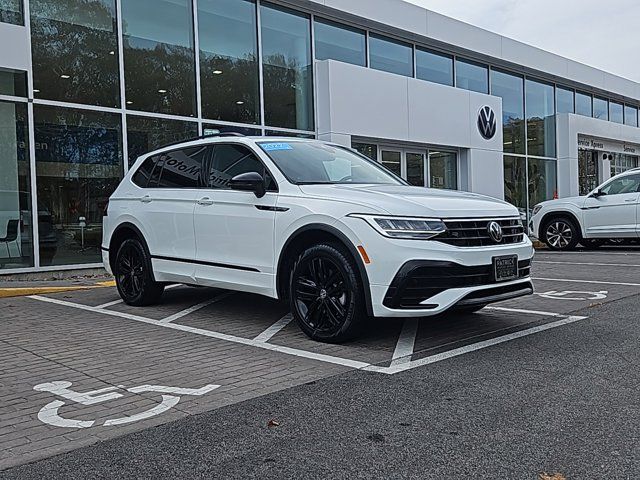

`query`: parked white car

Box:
[531,169,640,250]
[102,135,534,342]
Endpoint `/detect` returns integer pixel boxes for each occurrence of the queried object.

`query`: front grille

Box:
[436,218,525,247]
[383,259,531,309]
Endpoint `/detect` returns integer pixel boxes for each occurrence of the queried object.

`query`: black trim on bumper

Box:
[383,259,532,309]
[454,282,534,307]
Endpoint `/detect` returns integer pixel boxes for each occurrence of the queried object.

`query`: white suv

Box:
[102,135,534,342]
[531,169,640,250]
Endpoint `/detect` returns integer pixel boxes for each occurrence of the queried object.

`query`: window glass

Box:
[503,156,527,221]
[261,3,313,131]
[156,147,210,188]
[575,92,592,117]
[121,0,196,116]
[30,0,120,107]
[528,158,557,215]
[609,101,623,124]
[526,79,556,157]
[127,116,198,167]
[556,87,574,114]
[198,0,259,124]
[0,69,27,97]
[624,105,638,128]
[416,48,453,86]
[429,151,457,190]
[578,149,599,195]
[259,141,402,185]
[381,150,401,177]
[351,143,377,161]
[601,174,640,195]
[314,18,366,67]
[490,70,524,154]
[593,97,608,120]
[369,34,413,77]
[455,59,488,94]
[611,153,638,177]
[34,105,123,266]
[0,101,33,269]
[406,153,425,187]
[264,130,314,138]
[0,0,23,25]
[209,144,275,190]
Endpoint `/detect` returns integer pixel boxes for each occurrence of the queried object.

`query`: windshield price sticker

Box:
[261,143,293,151]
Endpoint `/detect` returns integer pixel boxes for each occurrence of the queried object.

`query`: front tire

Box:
[542,217,580,251]
[290,244,366,343]
[114,238,164,306]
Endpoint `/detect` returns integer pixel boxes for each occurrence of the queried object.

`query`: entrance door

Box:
[376,146,458,189]
[405,152,426,186]
[582,173,640,238]
[578,149,599,196]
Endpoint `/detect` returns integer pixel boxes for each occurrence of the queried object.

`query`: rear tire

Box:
[542,217,581,251]
[114,238,164,306]
[289,243,366,343]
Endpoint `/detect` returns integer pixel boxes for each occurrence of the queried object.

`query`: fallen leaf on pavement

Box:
[539,473,566,480]
[267,419,280,428]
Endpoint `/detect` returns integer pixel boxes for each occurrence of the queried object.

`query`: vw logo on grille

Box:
[478,106,497,140]
[487,221,503,243]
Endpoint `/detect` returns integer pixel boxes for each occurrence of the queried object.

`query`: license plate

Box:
[493,255,518,282]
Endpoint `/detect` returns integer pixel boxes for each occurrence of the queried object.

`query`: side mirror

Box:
[229,172,266,198]
[590,189,606,198]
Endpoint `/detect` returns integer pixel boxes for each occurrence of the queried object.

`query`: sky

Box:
[405,0,640,83]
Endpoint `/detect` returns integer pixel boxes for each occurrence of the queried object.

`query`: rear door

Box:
[582,173,640,238]
[130,146,211,283]
[193,143,278,296]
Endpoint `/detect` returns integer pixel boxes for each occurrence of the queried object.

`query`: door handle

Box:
[197,197,214,206]
[140,195,152,203]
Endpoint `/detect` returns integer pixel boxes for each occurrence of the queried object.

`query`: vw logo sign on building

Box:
[477,106,497,140]
[487,221,503,243]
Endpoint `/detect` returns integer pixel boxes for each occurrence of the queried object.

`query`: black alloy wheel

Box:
[543,218,580,251]
[290,244,366,343]
[115,238,164,306]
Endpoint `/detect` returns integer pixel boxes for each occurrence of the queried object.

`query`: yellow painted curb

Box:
[0,280,115,299]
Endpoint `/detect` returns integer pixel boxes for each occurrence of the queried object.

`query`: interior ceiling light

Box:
[236,101,244,105]
[213,70,223,75]
[158,89,167,93]
[60,74,70,79]
[126,101,133,104]
[109,51,115,55]
[33,89,40,93]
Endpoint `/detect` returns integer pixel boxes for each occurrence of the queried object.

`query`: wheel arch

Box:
[276,223,373,316]
[539,210,584,241]
[108,222,154,276]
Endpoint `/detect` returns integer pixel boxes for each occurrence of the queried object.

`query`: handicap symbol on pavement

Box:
[535,290,609,301]
[33,381,220,428]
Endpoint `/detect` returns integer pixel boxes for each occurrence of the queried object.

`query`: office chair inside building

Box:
[0,219,21,260]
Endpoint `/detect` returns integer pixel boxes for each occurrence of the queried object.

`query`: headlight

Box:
[532,204,542,216]
[349,214,446,240]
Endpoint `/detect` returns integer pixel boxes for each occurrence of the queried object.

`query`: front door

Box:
[583,173,640,238]
[193,143,278,296]
[377,146,457,189]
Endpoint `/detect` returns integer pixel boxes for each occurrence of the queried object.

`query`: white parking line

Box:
[254,314,293,342]
[95,284,182,310]
[390,319,419,367]
[365,315,588,375]
[485,306,568,317]
[536,261,640,267]
[533,277,640,287]
[28,295,370,370]
[159,292,234,324]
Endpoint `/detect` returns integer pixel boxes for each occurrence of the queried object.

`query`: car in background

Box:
[103,135,534,343]
[531,169,640,250]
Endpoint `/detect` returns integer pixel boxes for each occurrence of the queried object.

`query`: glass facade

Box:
[261,3,313,131]
[30,0,120,107]
[556,87,574,114]
[576,92,593,117]
[0,101,33,269]
[3,0,640,273]
[34,105,123,266]
[369,34,413,77]
[198,0,259,124]
[314,18,366,67]
[525,79,555,158]
[491,70,524,154]
[455,59,488,94]
[416,48,453,86]
[121,0,196,117]
[0,0,23,25]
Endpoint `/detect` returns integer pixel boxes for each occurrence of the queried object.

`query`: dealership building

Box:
[1,0,640,274]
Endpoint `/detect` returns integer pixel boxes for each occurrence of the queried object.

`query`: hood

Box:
[298,184,518,218]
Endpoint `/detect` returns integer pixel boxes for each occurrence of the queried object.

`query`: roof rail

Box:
[156,132,246,151]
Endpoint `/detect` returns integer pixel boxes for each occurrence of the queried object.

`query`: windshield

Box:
[257,141,404,185]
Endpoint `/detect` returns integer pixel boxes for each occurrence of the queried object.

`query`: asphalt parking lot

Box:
[1,247,640,478]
